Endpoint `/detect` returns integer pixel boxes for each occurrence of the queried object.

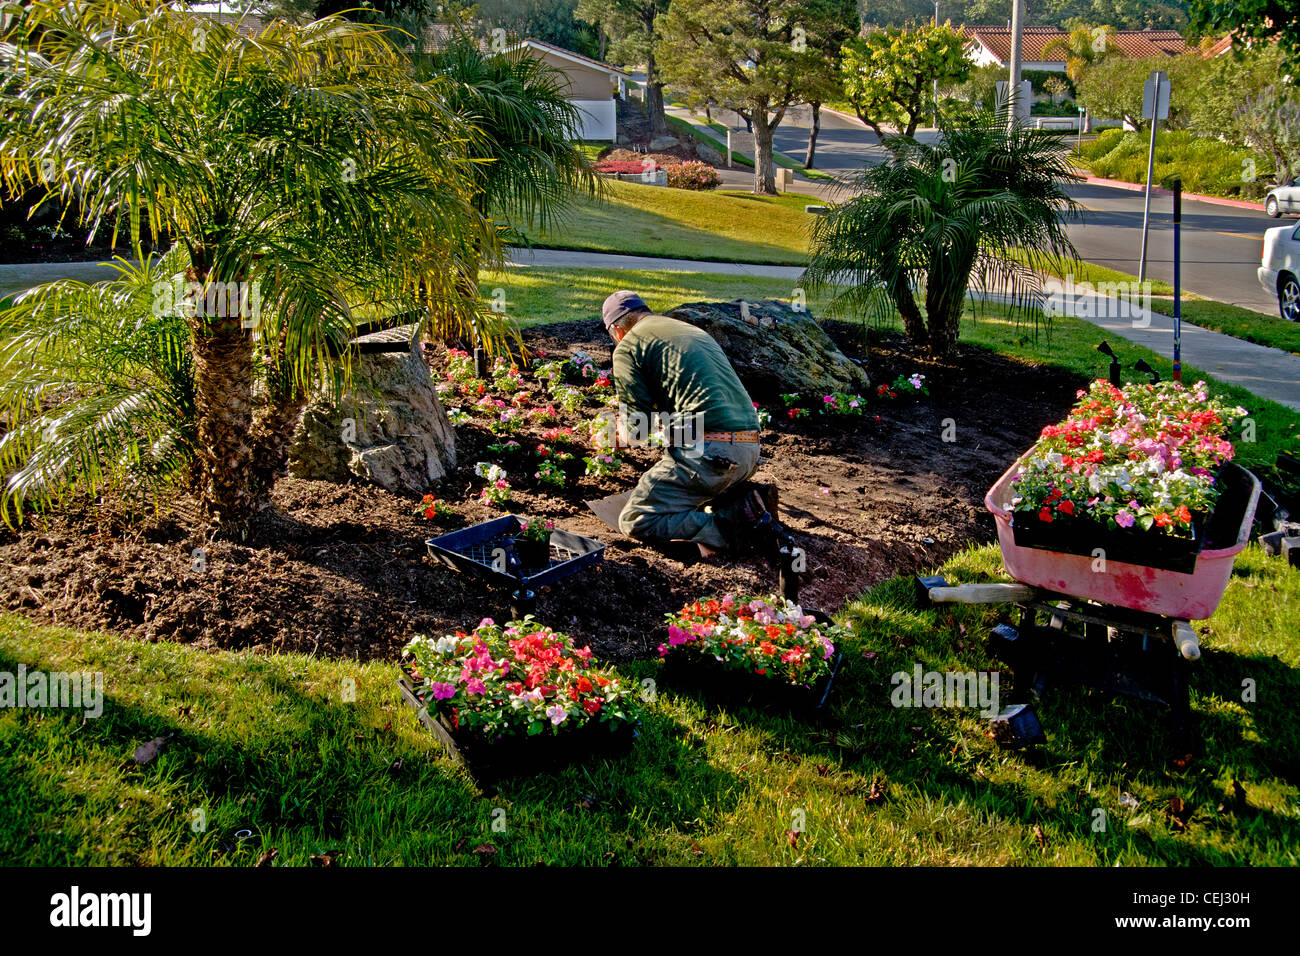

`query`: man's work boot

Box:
[754,483,779,524]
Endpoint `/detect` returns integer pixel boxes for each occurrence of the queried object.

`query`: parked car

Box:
[1259,222,1300,321]
[1264,180,1299,218]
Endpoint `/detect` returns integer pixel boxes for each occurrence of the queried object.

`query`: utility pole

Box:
[1007,0,1024,129]
[1138,69,1170,283]
[933,3,940,120]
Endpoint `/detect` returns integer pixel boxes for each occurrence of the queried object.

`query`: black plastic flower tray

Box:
[1010,511,1205,574]
[659,650,843,718]
[426,515,605,590]
[397,676,636,784]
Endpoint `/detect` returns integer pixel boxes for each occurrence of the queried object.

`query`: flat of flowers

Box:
[659,650,844,718]
[396,675,637,783]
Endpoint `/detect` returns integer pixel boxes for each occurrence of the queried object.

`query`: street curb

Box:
[1077,173,1266,211]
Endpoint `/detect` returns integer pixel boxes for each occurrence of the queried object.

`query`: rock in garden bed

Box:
[667,300,871,400]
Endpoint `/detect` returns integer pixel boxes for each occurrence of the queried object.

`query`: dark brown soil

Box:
[0,320,1084,663]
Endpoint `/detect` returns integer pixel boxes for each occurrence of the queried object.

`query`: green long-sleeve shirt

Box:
[611,314,759,433]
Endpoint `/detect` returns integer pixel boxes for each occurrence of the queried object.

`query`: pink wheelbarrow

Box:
[916,458,1261,752]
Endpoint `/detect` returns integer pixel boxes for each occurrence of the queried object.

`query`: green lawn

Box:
[3,541,1296,866]
[487,266,825,326]
[664,115,837,182]
[516,179,815,265]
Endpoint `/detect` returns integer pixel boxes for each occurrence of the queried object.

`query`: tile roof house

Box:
[962,26,1191,72]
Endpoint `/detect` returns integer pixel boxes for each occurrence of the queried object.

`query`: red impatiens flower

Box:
[1038,508,1053,523]
[576,677,593,694]
[1057,500,1075,516]
[582,698,602,715]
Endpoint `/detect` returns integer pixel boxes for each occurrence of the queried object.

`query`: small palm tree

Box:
[416,36,601,241]
[1042,25,1120,85]
[0,2,501,525]
[0,253,196,522]
[803,111,1082,360]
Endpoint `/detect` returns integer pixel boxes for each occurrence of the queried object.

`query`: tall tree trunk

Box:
[187,265,256,525]
[804,101,821,169]
[751,101,777,195]
[645,49,668,135]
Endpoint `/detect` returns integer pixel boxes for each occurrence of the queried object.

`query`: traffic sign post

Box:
[1172,177,1182,382]
[1138,70,1170,283]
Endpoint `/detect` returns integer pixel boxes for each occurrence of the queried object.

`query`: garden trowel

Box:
[585,491,631,532]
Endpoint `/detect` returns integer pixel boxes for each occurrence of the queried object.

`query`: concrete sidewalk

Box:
[0,259,136,299]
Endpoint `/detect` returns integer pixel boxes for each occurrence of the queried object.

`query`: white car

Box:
[1264,179,1299,218]
[1259,222,1300,321]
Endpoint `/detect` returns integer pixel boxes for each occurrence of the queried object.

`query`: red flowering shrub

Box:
[665,161,721,190]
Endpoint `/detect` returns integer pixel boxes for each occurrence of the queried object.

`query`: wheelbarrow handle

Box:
[928,583,1038,605]
[1172,620,1201,661]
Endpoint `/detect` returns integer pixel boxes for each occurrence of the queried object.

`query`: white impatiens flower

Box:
[435,636,460,655]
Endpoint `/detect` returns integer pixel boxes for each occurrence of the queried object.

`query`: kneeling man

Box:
[601,291,767,557]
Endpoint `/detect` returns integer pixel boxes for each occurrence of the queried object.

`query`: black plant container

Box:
[1011,511,1205,574]
[658,650,843,719]
[397,676,637,785]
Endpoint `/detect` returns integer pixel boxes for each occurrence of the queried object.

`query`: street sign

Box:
[1141,71,1170,120]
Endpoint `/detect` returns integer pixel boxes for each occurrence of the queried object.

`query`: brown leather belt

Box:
[703,430,761,443]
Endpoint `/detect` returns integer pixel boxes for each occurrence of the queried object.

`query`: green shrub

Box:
[1077,129,1273,198]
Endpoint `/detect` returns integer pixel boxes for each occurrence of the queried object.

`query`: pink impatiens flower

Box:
[465,677,487,695]
[430,682,456,700]
[546,704,567,725]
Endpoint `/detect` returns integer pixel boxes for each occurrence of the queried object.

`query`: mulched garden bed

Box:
[0,319,1085,663]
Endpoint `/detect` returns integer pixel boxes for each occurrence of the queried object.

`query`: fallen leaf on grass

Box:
[1171,753,1194,770]
[472,843,498,856]
[785,830,799,848]
[132,732,177,766]
[861,650,878,661]
[255,848,278,868]
[1165,796,1193,832]
[453,838,468,853]
[309,851,340,867]
[690,841,703,856]
[1032,825,1047,849]
[577,793,599,811]
[864,780,887,805]
[1118,792,1140,809]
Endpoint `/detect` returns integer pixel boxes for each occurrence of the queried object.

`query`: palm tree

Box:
[414,36,601,258]
[803,111,1082,360]
[0,253,196,523]
[0,1,500,525]
[1042,25,1120,85]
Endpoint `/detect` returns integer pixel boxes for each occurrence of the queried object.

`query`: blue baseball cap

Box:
[601,290,649,330]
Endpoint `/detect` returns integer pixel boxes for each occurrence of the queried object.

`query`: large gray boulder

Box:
[666,299,870,399]
[288,330,455,494]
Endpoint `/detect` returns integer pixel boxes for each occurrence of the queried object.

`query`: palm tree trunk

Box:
[249,390,310,502]
[188,303,256,524]
[924,278,969,360]
[893,278,927,347]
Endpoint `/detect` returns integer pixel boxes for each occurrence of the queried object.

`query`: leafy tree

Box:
[1189,0,1300,70]
[575,0,672,135]
[0,1,500,525]
[476,0,600,58]
[841,21,971,140]
[1233,86,1300,188]
[796,0,859,169]
[803,110,1081,359]
[659,0,835,194]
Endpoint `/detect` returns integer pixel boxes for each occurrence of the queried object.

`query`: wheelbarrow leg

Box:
[1169,654,1194,754]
